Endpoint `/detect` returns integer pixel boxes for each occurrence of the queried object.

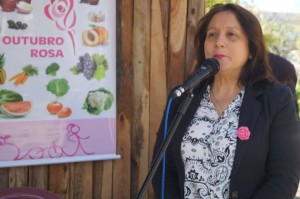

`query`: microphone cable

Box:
[161,96,173,199]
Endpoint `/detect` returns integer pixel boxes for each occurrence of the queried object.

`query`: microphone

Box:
[172,58,220,98]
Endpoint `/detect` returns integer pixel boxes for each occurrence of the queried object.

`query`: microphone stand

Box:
[136,92,194,199]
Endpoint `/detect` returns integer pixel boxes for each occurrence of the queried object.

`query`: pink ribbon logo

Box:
[44,0,77,54]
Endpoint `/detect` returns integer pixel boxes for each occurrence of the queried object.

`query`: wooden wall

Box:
[0,0,205,198]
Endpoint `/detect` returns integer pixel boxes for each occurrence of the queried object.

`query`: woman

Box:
[152,3,300,199]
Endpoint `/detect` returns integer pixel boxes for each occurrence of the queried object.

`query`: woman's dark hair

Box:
[194,3,275,86]
[269,52,299,115]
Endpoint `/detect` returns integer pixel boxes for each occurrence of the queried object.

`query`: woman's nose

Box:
[215,35,225,48]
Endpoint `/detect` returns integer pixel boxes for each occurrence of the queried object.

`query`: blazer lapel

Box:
[230,85,263,182]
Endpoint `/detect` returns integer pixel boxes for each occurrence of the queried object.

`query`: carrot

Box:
[9,73,23,81]
[14,73,27,86]
[20,75,28,84]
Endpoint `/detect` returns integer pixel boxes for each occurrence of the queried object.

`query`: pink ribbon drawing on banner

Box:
[0,123,94,161]
[44,0,77,54]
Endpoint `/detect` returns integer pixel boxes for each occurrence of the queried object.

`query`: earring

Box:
[249,55,252,59]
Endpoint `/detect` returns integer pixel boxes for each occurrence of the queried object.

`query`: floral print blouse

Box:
[181,85,245,199]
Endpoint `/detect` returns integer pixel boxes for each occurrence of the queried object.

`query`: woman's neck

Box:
[210,77,243,116]
[211,76,242,95]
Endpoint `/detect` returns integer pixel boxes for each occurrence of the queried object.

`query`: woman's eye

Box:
[227,32,237,38]
[207,32,216,38]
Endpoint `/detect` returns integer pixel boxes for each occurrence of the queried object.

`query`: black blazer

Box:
[152,82,300,199]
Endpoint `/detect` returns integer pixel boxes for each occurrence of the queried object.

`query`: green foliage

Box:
[206,0,239,12]
[260,19,295,57]
[46,78,70,98]
[296,37,300,51]
[92,54,108,70]
[22,64,38,76]
[263,33,277,47]
[92,53,108,81]
[0,53,5,68]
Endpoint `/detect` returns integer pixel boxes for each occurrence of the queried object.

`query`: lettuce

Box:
[46,78,70,98]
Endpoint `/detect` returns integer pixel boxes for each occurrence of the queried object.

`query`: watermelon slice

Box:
[0,101,31,118]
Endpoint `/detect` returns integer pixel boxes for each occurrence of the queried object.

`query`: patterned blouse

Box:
[181,85,245,199]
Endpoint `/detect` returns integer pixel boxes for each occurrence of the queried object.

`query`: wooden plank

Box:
[186,0,206,76]
[148,0,169,198]
[131,0,151,198]
[0,168,8,188]
[92,161,102,199]
[28,165,48,188]
[101,161,113,199]
[49,164,71,199]
[113,113,132,199]
[168,0,188,90]
[73,162,93,199]
[68,163,74,199]
[8,167,28,187]
[113,0,134,198]
[93,161,113,198]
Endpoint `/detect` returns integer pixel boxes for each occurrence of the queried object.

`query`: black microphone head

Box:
[171,57,220,98]
[203,58,220,75]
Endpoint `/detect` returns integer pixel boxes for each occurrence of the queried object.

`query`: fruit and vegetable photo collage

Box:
[0,0,119,167]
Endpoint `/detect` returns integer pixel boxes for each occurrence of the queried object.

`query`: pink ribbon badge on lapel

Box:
[237,126,250,141]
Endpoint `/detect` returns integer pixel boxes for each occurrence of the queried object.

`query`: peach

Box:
[93,26,108,44]
[82,29,99,46]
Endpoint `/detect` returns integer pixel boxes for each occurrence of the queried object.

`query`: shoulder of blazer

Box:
[243,82,290,104]
[238,83,297,135]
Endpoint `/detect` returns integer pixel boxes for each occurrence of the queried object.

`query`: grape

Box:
[76,53,97,80]
[86,60,96,70]
[84,53,90,59]
[79,56,84,63]
[83,68,93,79]
[76,62,83,72]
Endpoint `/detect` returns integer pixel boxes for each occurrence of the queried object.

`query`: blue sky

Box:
[240,0,300,13]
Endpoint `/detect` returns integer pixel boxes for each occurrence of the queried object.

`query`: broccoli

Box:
[83,88,114,115]
[46,63,60,76]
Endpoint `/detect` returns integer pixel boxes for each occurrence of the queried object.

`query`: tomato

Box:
[47,102,63,114]
[58,107,72,118]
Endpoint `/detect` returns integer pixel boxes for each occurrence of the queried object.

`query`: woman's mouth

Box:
[214,54,224,59]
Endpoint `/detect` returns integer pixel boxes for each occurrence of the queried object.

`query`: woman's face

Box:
[204,11,250,76]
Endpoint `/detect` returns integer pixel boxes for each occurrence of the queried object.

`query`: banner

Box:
[0,0,119,168]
